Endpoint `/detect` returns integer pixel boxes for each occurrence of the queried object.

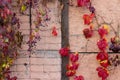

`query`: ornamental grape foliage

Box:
[0,0,23,80]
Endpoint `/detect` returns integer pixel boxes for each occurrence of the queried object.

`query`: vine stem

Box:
[95,13,118,35]
[29,0,32,52]
[94,14,100,28]
[28,0,32,79]
[85,39,89,52]
[117,24,120,37]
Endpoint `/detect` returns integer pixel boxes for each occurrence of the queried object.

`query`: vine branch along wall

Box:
[9,0,120,80]
[10,0,61,80]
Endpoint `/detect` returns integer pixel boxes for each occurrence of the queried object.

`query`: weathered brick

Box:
[43,65,61,72]
[15,58,30,64]
[18,16,29,22]
[31,72,61,80]
[30,58,61,65]
[31,50,60,58]
[44,51,60,58]
[21,42,61,51]
[31,52,45,58]
[31,65,44,72]
[18,50,30,58]
[11,72,30,79]
[48,72,61,80]
[16,64,30,72]
[10,65,17,71]
[38,36,61,44]
[36,43,61,50]
[31,72,49,79]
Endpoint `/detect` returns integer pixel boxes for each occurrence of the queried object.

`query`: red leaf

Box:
[52,27,58,36]
[66,62,79,70]
[70,52,79,62]
[98,27,108,38]
[66,70,76,77]
[97,51,109,68]
[10,76,17,80]
[74,75,84,80]
[97,52,108,61]
[97,38,108,51]
[83,28,93,38]
[83,13,94,25]
[8,0,12,3]
[77,0,90,7]
[83,14,91,25]
[100,60,109,68]
[59,47,70,57]
[96,67,109,80]
[72,62,79,70]
[111,37,115,44]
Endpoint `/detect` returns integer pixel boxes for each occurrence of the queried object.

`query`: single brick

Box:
[11,72,30,79]
[15,58,30,64]
[44,51,60,58]
[43,64,61,72]
[31,72,49,79]
[48,72,61,80]
[31,65,44,72]
[16,64,30,72]
[30,58,61,65]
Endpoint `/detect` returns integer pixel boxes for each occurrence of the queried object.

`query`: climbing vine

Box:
[0,0,119,80]
[59,47,84,80]
[0,0,59,79]
[80,0,120,80]
[78,0,110,79]
[59,0,120,80]
[0,0,23,80]
[17,0,58,52]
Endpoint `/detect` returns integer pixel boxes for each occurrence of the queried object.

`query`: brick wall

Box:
[69,0,120,52]
[10,0,120,80]
[11,50,61,80]
[69,0,120,80]
[69,54,120,80]
[10,0,61,80]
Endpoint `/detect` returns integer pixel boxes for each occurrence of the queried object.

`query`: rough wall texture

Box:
[11,51,61,80]
[69,0,120,80]
[10,0,120,80]
[70,54,120,80]
[10,0,61,80]
[69,0,120,52]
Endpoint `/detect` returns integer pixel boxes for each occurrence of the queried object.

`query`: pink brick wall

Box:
[69,0,120,80]
[10,0,120,80]
[10,1,61,80]
[69,0,120,52]
[11,51,61,80]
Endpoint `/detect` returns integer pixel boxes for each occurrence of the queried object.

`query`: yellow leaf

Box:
[5,38,9,42]
[21,5,26,12]
[39,8,45,16]
[35,28,39,32]
[103,24,109,33]
[2,63,6,68]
